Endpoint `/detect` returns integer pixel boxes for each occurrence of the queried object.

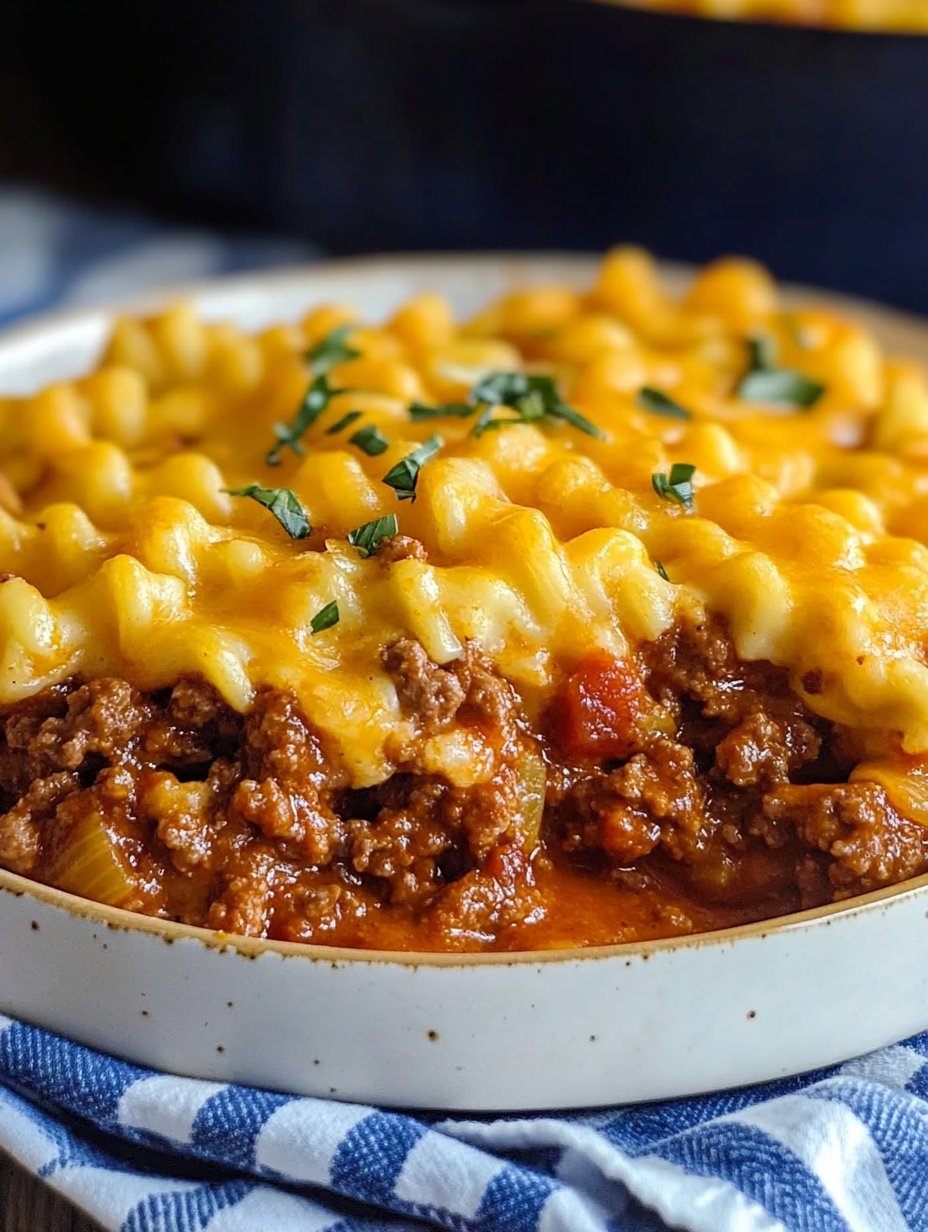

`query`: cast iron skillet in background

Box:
[2,0,927,310]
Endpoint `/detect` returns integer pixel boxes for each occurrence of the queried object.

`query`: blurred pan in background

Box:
[612,0,928,31]
[2,0,927,310]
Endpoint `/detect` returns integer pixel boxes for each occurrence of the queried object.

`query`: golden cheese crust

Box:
[611,0,928,31]
[2,248,928,821]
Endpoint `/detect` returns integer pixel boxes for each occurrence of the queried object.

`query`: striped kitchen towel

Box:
[0,184,314,327]
[1,1013,928,1231]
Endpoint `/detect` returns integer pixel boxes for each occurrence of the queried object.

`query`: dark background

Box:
[3,0,927,310]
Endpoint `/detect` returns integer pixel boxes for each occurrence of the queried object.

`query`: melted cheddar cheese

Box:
[612,0,928,30]
[2,249,928,805]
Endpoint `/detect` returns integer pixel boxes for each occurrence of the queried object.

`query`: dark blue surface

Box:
[7,0,928,311]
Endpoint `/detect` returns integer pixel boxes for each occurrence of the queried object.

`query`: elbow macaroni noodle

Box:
[3,249,928,802]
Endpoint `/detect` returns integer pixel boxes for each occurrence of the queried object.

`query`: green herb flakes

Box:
[736,333,825,410]
[409,372,604,440]
[746,333,778,374]
[325,409,363,435]
[382,436,442,501]
[267,373,338,465]
[310,600,340,634]
[737,369,825,409]
[347,514,399,557]
[471,372,604,439]
[409,401,473,421]
[267,326,361,465]
[636,386,692,421]
[223,484,310,539]
[305,324,360,376]
[651,463,696,512]
[350,425,390,456]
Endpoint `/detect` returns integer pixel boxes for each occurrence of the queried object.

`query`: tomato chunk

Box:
[548,652,643,760]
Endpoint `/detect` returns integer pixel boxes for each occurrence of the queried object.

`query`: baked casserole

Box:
[3,249,928,951]
[613,0,928,29]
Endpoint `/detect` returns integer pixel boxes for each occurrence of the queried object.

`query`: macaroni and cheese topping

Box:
[2,248,928,949]
[612,0,928,31]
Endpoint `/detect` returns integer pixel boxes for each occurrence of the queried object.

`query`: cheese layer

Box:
[614,0,928,32]
[3,250,928,786]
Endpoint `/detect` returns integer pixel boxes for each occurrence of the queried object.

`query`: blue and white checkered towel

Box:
[3,184,928,1232]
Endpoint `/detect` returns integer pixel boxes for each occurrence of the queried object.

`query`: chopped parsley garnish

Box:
[350,425,390,456]
[325,409,363,435]
[267,373,338,465]
[310,600,339,634]
[736,333,824,410]
[223,484,310,539]
[305,323,360,376]
[636,386,692,421]
[651,463,696,512]
[410,401,472,421]
[382,436,442,501]
[267,325,360,465]
[472,372,604,439]
[347,513,399,557]
[746,333,778,374]
[654,559,670,581]
[470,371,539,407]
[737,368,825,408]
[409,372,604,440]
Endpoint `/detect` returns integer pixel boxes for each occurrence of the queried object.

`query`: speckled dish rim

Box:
[1,250,926,971]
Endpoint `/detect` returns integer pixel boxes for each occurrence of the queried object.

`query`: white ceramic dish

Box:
[2,254,928,1112]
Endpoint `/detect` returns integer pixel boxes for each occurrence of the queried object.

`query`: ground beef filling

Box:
[0,620,924,950]
[0,644,543,949]
[550,618,927,918]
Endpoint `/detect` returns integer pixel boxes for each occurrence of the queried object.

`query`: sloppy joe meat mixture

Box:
[1,595,921,952]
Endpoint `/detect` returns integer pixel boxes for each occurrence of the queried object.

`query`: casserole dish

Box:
[2,253,928,1109]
